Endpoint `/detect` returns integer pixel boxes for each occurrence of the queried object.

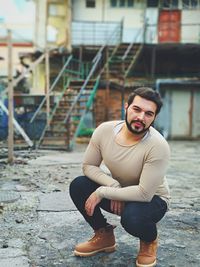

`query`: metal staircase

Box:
[29,25,145,151]
[39,78,100,150]
[101,27,145,82]
[106,44,143,82]
[30,52,102,151]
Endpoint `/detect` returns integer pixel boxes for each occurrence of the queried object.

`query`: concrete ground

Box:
[0,140,199,267]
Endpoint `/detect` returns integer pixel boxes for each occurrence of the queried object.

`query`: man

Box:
[70,87,170,267]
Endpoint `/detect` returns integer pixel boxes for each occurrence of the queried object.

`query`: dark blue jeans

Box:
[69,176,168,242]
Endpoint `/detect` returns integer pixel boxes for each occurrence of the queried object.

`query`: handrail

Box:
[72,20,122,46]
[64,52,102,124]
[92,18,123,64]
[36,78,71,148]
[73,75,100,141]
[124,45,143,79]
[122,25,145,61]
[86,75,100,109]
[30,54,73,123]
[48,78,71,123]
[120,22,146,79]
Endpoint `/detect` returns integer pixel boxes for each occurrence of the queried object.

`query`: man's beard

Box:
[125,112,152,135]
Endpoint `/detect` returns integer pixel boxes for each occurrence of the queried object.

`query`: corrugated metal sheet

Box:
[156,79,200,139]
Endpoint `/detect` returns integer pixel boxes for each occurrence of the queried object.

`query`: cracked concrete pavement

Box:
[0,141,200,267]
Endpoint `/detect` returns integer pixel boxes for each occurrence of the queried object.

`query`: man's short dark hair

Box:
[127,87,163,115]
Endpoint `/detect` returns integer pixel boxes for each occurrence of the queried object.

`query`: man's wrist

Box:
[109,180,121,188]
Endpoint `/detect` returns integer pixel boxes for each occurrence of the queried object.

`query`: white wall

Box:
[72,0,145,43]
[145,9,158,43]
[72,0,200,44]
[181,10,200,43]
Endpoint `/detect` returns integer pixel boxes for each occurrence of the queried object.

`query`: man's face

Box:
[125,95,157,135]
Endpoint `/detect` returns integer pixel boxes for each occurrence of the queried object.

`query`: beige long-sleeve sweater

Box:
[82,121,170,205]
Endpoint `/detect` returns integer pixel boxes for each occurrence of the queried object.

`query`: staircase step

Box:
[59,99,88,105]
[64,90,92,96]
[44,131,68,138]
[39,144,71,151]
[56,106,85,112]
[50,112,82,124]
[42,137,68,146]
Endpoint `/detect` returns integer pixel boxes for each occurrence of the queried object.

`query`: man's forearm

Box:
[82,164,121,187]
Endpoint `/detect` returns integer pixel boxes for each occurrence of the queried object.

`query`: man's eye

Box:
[146,112,154,117]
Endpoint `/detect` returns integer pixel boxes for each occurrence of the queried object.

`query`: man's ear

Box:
[124,102,128,109]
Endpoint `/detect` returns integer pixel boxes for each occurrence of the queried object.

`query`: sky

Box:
[0,0,35,24]
[0,0,35,41]
[0,0,57,43]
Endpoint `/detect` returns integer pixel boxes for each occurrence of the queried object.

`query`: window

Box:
[182,0,199,9]
[110,0,134,7]
[111,0,117,7]
[147,0,159,7]
[86,0,95,8]
[120,0,126,6]
[162,0,178,8]
[127,0,134,7]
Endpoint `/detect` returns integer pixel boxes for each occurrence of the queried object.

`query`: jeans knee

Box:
[69,176,85,198]
[121,210,144,237]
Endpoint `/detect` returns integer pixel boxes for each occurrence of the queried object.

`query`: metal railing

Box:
[30,55,73,124]
[72,20,123,45]
[64,52,102,125]
[36,77,71,148]
[122,26,145,62]
[72,75,100,144]
[122,24,146,78]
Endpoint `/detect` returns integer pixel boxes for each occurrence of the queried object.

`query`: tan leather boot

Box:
[136,238,158,267]
[74,225,116,257]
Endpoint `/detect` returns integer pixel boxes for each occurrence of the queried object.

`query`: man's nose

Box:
[136,112,145,121]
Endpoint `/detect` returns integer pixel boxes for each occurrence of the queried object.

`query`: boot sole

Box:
[74,244,116,257]
[136,259,156,267]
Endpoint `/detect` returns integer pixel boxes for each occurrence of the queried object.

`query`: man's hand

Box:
[110,200,124,215]
[85,192,102,216]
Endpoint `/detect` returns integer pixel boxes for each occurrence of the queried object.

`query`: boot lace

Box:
[89,229,104,243]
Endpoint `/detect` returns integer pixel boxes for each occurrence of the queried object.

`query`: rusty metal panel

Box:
[158,10,181,43]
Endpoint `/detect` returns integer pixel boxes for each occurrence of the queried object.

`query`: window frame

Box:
[110,0,134,8]
[86,0,96,8]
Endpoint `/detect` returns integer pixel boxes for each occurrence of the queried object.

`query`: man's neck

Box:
[116,123,148,146]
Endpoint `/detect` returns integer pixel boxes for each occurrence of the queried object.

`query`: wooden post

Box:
[45,49,50,126]
[7,29,14,163]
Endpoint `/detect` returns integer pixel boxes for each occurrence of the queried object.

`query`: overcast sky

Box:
[0,0,35,24]
[0,0,35,41]
[0,1,57,43]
